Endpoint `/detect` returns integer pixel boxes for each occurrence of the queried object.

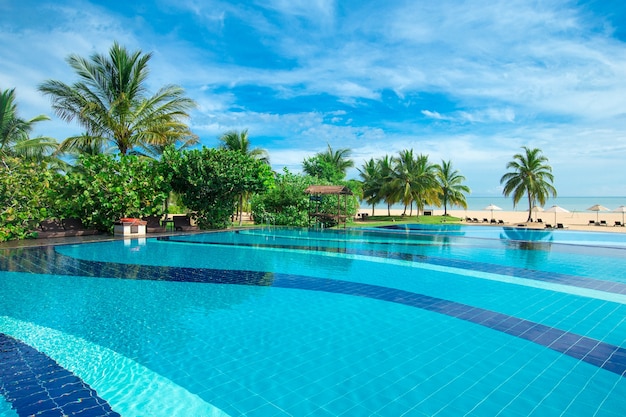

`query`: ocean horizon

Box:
[373,196,626,213]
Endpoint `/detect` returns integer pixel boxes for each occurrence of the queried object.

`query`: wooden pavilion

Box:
[304,185,353,228]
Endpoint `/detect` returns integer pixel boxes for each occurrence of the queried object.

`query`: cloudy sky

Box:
[2,0,626,196]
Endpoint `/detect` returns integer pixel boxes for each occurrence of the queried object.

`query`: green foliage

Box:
[164,146,274,229]
[52,154,172,231]
[0,158,54,241]
[500,147,557,221]
[251,169,358,227]
[302,144,354,182]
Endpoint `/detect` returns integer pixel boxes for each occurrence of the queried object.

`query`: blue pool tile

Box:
[0,333,120,417]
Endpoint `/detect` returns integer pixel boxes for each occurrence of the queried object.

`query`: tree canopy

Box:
[500,147,557,221]
[39,42,197,156]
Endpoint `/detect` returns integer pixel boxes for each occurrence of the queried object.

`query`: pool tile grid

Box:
[161,236,626,297]
[2,246,626,378]
[0,333,120,417]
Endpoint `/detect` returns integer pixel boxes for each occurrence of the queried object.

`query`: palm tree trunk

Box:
[239,194,244,226]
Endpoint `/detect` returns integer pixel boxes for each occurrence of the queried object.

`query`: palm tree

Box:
[358,158,381,215]
[39,42,196,156]
[219,129,269,163]
[389,150,438,216]
[219,129,269,225]
[303,143,354,181]
[500,147,557,221]
[0,88,58,163]
[435,160,470,215]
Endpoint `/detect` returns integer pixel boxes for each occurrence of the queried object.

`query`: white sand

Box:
[357,207,626,233]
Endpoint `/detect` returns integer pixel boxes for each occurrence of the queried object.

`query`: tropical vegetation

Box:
[1,41,562,243]
[500,147,556,221]
[0,88,57,164]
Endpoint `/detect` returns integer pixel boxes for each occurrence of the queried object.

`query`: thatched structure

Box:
[304,185,353,228]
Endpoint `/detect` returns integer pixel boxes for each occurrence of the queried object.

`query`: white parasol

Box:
[613,206,626,225]
[587,204,610,222]
[531,205,544,222]
[544,205,570,224]
[483,204,502,220]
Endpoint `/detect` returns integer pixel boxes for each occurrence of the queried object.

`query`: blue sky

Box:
[2,0,626,196]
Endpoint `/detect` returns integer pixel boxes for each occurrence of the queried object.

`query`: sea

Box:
[385,196,626,213]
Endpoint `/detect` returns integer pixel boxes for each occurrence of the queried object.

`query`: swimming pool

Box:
[1,225,625,416]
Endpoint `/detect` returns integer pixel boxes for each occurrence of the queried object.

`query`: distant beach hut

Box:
[483,204,502,220]
[587,204,610,223]
[544,205,570,225]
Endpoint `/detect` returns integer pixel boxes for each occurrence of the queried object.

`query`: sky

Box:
[2,0,626,197]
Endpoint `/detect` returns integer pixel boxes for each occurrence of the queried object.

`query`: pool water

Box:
[1,225,625,416]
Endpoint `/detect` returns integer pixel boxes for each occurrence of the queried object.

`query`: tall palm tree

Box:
[219,129,269,164]
[500,147,557,221]
[0,88,58,163]
[39,42,197,156]
[219,129,269,225]
[303,143,354,181]
[358,158,381,215]
[435,160,470,215]
[389,150,438,216]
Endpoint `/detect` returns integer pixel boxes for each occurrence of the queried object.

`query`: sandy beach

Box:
[358,207,626,233]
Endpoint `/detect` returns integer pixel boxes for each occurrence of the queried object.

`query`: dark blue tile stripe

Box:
[1,246,625,378]
[0,333,120,417]
[271,274,626,377]
[160,236,626,296]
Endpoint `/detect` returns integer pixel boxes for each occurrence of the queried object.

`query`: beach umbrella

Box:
[483,204,502,220]
[544,205,570,224]
[587,204,610,222]
[531,205,544,222]
[613,206,626,224]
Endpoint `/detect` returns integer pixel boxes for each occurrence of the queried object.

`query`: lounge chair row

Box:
[465,218,505,224]
[35,215,198,238]
[588,220,623,226]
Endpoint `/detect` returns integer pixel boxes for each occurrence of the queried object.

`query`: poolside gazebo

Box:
[304,185,353,228]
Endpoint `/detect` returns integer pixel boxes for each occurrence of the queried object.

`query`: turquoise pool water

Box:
[1,225,625,416]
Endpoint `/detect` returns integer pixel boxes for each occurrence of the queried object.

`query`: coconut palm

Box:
[435,160,470,215]
[389,150,438,216]
[219,129,269,225]
[358,158,381,215]
[39,42,196,156]
[303,143,353,182]
[218,129,269,164]
[500,147,557,221]
[0,88,57,163]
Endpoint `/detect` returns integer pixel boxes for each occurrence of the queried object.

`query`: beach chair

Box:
[173,215,197,231]
[545,224,553,229]
[599,220,607,226]
[465,217,473,222]
[537,218,543,223]
[482,218,489,223]
[490,218,497,224]
[144,215,166,233]
[557,223,568,229]
[588,220,595,225]
[472,218,479,222]
[615,221,623,227]
[498,220,505,224]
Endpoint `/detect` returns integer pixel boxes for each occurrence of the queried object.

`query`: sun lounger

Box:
[615,221,623,227]
[173,215,198,231]
[144,215,167,233]
[36,218,99,238]
[498,220,505,224]
[490,219,497,224]
[588,220,595,225]
[545,224,553,229]
[557,223,568,229]
[482,218,489,223]
[599,220,607,226]
[472,218,479,222]
[537,218,543,223]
